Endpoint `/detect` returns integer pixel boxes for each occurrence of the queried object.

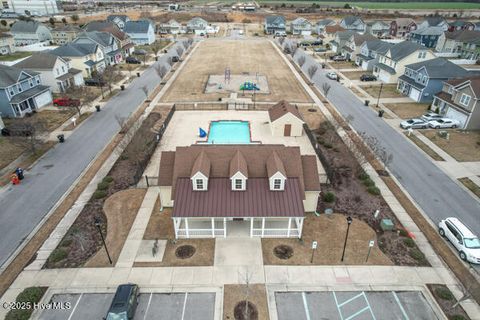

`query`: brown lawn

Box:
[423,130,480,162]
[0,137,26,171]
[342,71,371,80]
[384,103,430,119]
[3,109,76,132]
[298,104,326,130]
[359,84,404,98]
[329,61,358,69]
[405,133,445,161]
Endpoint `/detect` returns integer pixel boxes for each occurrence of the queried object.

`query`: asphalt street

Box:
[290,43,480,236]
[0,41,184,268]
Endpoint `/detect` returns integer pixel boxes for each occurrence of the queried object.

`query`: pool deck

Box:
[140,110,327,185]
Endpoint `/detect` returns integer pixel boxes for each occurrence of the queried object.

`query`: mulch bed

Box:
[175,245,196,259]
[234,301,258,320]
[224,285,269,320]
[427,284,470,320]
[273,245,294,260]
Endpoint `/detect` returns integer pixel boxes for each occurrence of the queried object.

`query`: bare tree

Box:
[187,38,193,46]
[358,132,393,170]
[291,45,298,57]
[101,65,121,95]
[308,65,318,79]
[321,82,331,98]
[176,46,184,57]
[124,63,136,79]
[9,117,47,154]
[150,41,164,60]
[65,85,97,116]
[283,44,291,54]
[450,281,473,311]
[278,37,285,46]
[297,55,306,67]
[155,64,167,79]
[238,267,254,320]
[183,40,189,50]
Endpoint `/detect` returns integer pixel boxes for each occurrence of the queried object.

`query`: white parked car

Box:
[438,217,480,264]
[326,72,338,80]
[400,118,428,129]
[420,112,443,122]
[428,118,460,129]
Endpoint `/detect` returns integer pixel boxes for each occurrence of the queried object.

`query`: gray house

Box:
[124,20,155,45]
[290,17,312,36]
[339,16,366,33]
[355,40,393,71]
[107,15,130,31]
[187,17,208,35]
[397,58,468,103]
[10,21,51,45]
[265,16,286,35]
[0,64,52,118]
[315,19,335,35]
[74,31,121,65]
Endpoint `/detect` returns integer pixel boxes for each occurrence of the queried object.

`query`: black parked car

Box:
[126,56,141,64]
[171,56,179,63]
[84,78,106,87]
[360,74,377,82]
[104,284,139,320]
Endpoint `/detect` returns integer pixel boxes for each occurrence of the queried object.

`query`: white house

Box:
[187,17,208,35]
[10,21,51,46]
[340,16,366,33]
[158,19,183,35]
[268,101,305,137]
[124,20,155,45]
[290,17,313,36]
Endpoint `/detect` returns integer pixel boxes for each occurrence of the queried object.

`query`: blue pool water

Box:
[207,121,251,144]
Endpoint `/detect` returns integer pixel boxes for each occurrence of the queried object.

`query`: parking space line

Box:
[301,292,311,320]
[361,292,377,320]
[332,292,345,320]
[337,293,365,308]
[345,306,370,320]
[392,291,410,320]
[143,293,153,320]
[181,292,188,320]
[67,293,82,320]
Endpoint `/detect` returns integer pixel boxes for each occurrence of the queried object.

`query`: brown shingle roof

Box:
[268,100,304,122]
[158,151,176,186]
[301,155,321,191]
[266,150,286,178]
[191,150,211,178]
[325,25,345,34]
[229,150,248,178]
[446,76,480,98]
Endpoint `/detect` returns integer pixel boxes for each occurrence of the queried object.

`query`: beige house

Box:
[268,100,305,137]
[50,43,105,77]
[51,25,82,45]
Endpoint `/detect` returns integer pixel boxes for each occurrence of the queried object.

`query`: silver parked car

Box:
[326,72,338,80]
[400,118,428,129]
[438,217,480,263]
[420,112,443,122]
[428,118,460,129]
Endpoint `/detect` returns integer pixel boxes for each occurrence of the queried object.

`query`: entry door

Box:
[284,124,292,136]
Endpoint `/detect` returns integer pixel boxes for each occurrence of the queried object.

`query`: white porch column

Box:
[261,218,265,237]
[250,218,254,237]
[223,218,227,238]
[211,218,215,238]
[287,218,291,237]
[173,218,179,238]
[185,218,189,238]
[296,218,304,239]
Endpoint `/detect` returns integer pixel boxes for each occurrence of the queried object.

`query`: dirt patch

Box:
[273,245,294,260]
[85,188,147,267]
[144,202,174,240]
[224,284,269,320]
[422,130,480,162]
[458,177,480,199]
[406,133,445,161]
[329,61,357,69]
[297,104,325,130]
[384,103,430,119]
[427,284,471,320]
[162,39,312,103]
[3,109,76,132]
[359,84,404,99]
[0,137,29,171]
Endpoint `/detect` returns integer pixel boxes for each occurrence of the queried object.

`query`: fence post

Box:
[145,175,149,187]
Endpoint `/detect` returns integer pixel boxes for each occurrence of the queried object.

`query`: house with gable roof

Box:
[290,17,313,36]
[339,16,366,33]
[10,20,51,45]
[264,15,286,35]
[268,100,305,136]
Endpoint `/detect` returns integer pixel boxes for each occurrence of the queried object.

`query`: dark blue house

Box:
[409,26,444,48]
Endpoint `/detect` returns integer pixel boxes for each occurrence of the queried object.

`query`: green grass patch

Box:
[5,287,47,320]
[323,191,335,203]
[0,51,32,62]
[435,287,455,301]
[93,190,107,199]
[48,248,67,263]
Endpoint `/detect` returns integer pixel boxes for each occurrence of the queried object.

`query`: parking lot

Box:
[37,292,215,320]
[276,291,439,320]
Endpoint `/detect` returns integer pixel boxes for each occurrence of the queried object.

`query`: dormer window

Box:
[195,179,205,190]
[234,179,244,190]
[273,179,282,190]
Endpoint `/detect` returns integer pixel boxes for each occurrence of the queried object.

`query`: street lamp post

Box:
[376,82,384,108]
[94,217,112,265]
[341,216,353,262]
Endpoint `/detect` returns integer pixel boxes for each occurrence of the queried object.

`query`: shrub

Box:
[451,315,466,320]
[435,286,454,301]
[93,190,107,199]
[363,178,375,187]
[97,181,110,191]
[60,239,72,247]
[403,238,415,248]
[358,171,369,181]
[409,248,426,261]
[398,229,409,237]
[323,192,335,203]
[103,176,114,183]
[323,142,333,148]
[5,287,46,320]
[48,248,67,263]
[367,186,381,196]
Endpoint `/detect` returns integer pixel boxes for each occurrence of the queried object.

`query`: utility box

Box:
[380,218,394,231]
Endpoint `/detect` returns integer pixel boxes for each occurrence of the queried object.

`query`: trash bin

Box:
[57,134,65,143]
[321,63,326,69]
[364,100,370,106]
[378,110,385,117]
[155,56,158,61]
[136,72,140,77]
[120,84,125,91]
[95,105,101,112]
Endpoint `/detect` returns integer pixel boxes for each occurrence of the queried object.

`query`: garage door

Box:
[445,107,468,128]
[34,91,52,108]
[409,88,421,102]
[301,30,311,36]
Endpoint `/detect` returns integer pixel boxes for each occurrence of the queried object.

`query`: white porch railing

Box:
[251,228,300,238]
[176,228,226,238]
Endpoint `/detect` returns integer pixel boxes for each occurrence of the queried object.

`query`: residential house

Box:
[448,20,475,32]
[74,31,122,65]
[83,21,134,59]
[124,20,155,45]
[264,16,286,35]
[187,17,209,35]
[373,41,436,83]
[330,30,355,54]
[397,57,468,103]
[158,19,183,35]
[51,25,82,45]
[0,64,52,118]
[339,16,366,33]
[417,17,449,31]
[322,25,345,43]
[50,42,105,78]
[355,40,393,71]
[290,17,312,36]
[315,19,335,35]
[107,15,130,31]
[340,32,376,60]
[366,21,390,38]
[10,21,51,46]
[409,26,444,48]
[435,30,480,61]
[158,144,321,238]
[389,18,417,38]
[0,33,15,55]
[14,52,84,93]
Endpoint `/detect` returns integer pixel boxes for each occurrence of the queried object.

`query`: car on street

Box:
[171,56,179,62]
[125,56,141,64]
[399,118,428,129]
[438,217,480,263]
[133,49,147,55]
[331,55,347,61]
[420,112,443,122]
[428,118,460,129]
[360,74,377,82]
[326,72,338,80]
[104,284,139,320]
[53,97,80,107]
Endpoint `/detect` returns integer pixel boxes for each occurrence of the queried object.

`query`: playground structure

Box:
[240,81,260,91]
[205,73,270,94]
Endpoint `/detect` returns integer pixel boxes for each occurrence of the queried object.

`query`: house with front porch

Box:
[315,19,336,35]
[83,21,135,60]
[366,21,390,38]
[50,42,105,78]
[0,64,52,118]
[74,31,122,66]
[14,52,84,93]
[448,20,475,32]
[187,17,208,35]
[340,32,376,61]
[51,25,82,45]
[10,20,51,46]
[158,145,320,238]
[397,57,468,103]
[409,26,444,48]
[339,16,366,33]
[435,30,480,61]
[355,40,393,71]
[264,16,286,35]
[322,25,345,43]
[158,19,183,35]
[290,17,312,36]
[431,76,480,129]
[124,20,155,45]
[330,30,355,54]
[373,41,436,83]
[389,18,417,38]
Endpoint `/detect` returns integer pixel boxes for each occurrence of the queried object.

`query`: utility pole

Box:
[376,82,384,108]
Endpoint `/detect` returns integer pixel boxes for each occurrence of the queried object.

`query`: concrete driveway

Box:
[0,41,185,268]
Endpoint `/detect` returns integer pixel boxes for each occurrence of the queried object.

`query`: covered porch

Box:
[9,85,51,117]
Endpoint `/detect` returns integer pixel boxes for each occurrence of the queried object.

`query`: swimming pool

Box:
[207,121,251,144]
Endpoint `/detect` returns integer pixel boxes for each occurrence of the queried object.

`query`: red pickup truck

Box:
[53,97,80,107]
